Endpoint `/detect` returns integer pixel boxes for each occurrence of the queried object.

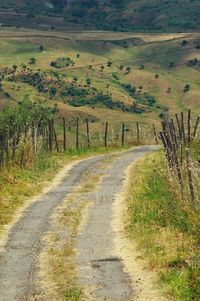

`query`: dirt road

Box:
[0,146,158,301]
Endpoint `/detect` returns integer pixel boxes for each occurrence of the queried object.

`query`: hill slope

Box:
[0,0,200,32]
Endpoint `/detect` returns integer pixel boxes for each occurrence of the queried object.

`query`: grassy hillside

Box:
[0,28,200,145]
[0,28,200,151]
[0,0,200,32]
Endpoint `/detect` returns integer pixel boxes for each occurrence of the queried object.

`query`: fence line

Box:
[0,117,160,169]
[160,110,199,205]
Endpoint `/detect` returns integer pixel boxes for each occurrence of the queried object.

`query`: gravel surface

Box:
[0,146,156,301]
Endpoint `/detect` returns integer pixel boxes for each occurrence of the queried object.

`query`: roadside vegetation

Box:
[127,138,200,300]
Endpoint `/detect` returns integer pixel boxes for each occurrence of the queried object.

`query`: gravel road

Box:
[0,146,157,301]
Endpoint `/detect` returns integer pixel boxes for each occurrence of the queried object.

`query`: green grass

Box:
[127,152,200,301]
[64,288,82,301]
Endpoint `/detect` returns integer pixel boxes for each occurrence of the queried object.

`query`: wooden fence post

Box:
[181,112,186,145]
[193,116,200,138]
[185,148,195,205]
[86,119,90,148]
[122,123,125,146]
[34,123,37,154]
[0,131,5,168]
[104,122,108,147]
[48,119,53,152]
[136,121,140,145]
[76,117,79,150]
[54,128,60,153]
[5,125,9,163]
[175,113,181,139]
[187,109,191,147]
[63,117,66,152]
[153,124,158,144]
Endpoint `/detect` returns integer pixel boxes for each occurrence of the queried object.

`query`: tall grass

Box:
[127,151,200,301]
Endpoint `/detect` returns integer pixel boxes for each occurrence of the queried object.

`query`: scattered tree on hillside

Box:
[125,66,131,74]
[12,65,17,72]
[183,84,190,92]
[49,87,57,98]
[29,57,36,65]
[86,78,91,86]
[39,45,44,52]
[73,76,78,83]
[187,58,199,66]
[169,61,176,68]
[181,40,188,46]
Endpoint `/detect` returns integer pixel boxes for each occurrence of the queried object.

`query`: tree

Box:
[39,45,44,52]
[183,84,190,92]
[12,65,17,71]
[181,40,188,46]
[86,78,91,86]
[73,76,78,82]
[169,61,175,68]
[29,57,36,65]
[49,87,57,98]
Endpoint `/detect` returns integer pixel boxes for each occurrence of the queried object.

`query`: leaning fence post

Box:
[193,116,200,138]
[181,112,186,145]
[185,148,196,205]
[175,113,181,139]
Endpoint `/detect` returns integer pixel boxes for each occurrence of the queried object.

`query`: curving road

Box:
[0,146,157,301]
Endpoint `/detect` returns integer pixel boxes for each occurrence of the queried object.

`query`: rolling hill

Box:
[0,0,200,32]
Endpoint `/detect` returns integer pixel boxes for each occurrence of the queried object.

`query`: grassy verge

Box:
[126,151,200,301]
[0,145,129,237]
